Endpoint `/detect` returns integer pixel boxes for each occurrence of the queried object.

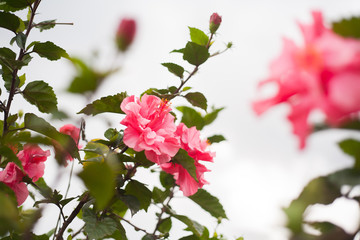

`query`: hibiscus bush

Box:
[254,11,360,240]
[0,1,239,240]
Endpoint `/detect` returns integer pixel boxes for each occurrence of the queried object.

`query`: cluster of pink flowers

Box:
[0,144,50,205]
[120,95,214,196]
[253,11,360,148]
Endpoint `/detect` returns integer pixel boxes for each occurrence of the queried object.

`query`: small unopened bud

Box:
[209,13,222,34]
[116,18,136,52]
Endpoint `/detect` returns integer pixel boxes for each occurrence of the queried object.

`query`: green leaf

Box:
[78,92,127,116]
[189,189,227,219]
[179,235,200,240]
[78,162,115,210]
[133,151,154,168]
[32,41,68,61]
[152,187,169,204]
[189,27,209,46]
[207,135,226,144]
[160,171,175,189]
[158,217,172,234]
[176,106,205,130]
[161,63,184,78]
[125,180,152,211]
[15,32,26,50]
[0,0,36,12]
[332,16,360,39]
[24,113,80,163]
[0,11,21,33]
[35,20,56,32]
[117,193,140,216]
[0,145,23,170]
[338,138,360,169]
[328,168,360,189]
[171,48,185,53]
[184,92,207,111]
[22,80,58,113]
[83,208,117,239]
[172,149,197,182]
[204,107,224,126]
[0,47,16,71]
[142,235,156,240]
[171,214,204,236]
[183,42,209,66]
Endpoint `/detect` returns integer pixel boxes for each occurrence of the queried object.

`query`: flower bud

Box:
[209,13,222,34]
[116,18,136,52]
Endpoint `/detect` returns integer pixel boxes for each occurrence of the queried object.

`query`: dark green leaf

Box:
[338,138,360,169]
[172,149,197,182]
[158,217,172,234]
[22,80,58,113]
[179,235,200,240]
[332,16,360,39]
[152,187,169,203]
[171,214,204,236]
[0,0,36,11]
[78,92,127,116]
[207,135,226,144]
[79,162,115,210]
[171,48,185,53]
[0,11,21,33]
[15,32,26,50]
[204,108,224,126]
[189,189,227,219]
[59,197,76,207]
[176,106,204,130]
[117,194,140,216]
[328,168,360,189]
[160,171,175,189]
[125,180,152,211]
[189,27,209,46]
[32,41,68,61]
[83,208,117,239]
[142,235,156,240]
[184,92,207,111]
[35,20,56,32]
[0,145,22,170]
[133,151,154,168]
[24,113,80,163]
[183,42,209,66]
[161,62,184,78]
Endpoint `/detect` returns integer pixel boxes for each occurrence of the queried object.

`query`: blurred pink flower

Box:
[116,18,136,51]
[253,11,360,148]
[209,13,222,34]
[59,124,81,163]
[0,162,28,206]
[120,95,180,164]
[161,123,214,196]
[17,144,50,182]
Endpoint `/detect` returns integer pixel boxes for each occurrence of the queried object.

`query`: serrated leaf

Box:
[332,16,360,39]
[32,41,68,61]
[171,214,204,236]
[158,217,172,234]
[188,27,209,46]
[0,11,21,33]
[172,149,197,182]
[79,162,115,210]
[35,20,56,32]
[176,106,204,130]
[189,189,227,219]
[83,208,117,239]
[24,113,80,163]
[183,42,209,66]
[161,62,184,78]
[78,93,127,116]
[125,180,152,211]
[22,80,57,113]
[184,92,207,111]
[204,107,224,126]
[207,135,226,144]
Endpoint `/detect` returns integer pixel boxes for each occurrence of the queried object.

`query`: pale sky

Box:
[2,0,360,239]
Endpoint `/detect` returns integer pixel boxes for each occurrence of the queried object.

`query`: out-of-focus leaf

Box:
[22,80,58,113]
[189,189,227,219]
[79,162,115,210]
[207,135,226,144]
[161,62,184,78]
[0,145,23,170]
[338,138,360,169]
[204,107,224,126]
[83,208,117,239]
[183,42,209,66]
[189,27,209,46]
[125,180,152,211]
[78,93,127,116]
[184,92,207,111]
[332,16,360,39]
[32,41,68,61]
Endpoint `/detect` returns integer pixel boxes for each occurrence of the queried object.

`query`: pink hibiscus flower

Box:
[59,124,81,163]
[253,11,360,148]
[0,162,28,206]
[161,123,214,196]
[120,94,180,164]
[17,144,50,182]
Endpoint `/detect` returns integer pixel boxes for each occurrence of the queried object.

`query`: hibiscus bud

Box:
[209,13,222,34]
[116,18,136,52]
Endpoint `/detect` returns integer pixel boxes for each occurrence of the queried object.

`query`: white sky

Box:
[1,0,360,239]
